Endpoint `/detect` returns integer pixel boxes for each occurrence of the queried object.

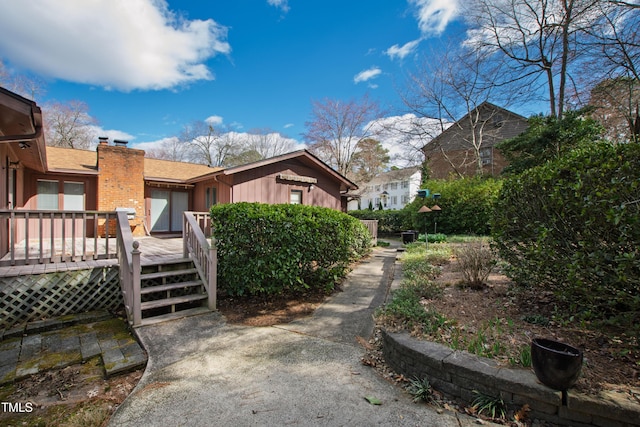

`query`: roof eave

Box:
[0,87,48,172]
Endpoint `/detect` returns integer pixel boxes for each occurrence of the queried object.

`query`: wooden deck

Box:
[0,236,184,277]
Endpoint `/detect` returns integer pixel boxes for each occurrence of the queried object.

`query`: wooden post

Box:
[132,240,142,326]
[208,237,217,310]
[183,213,189,258]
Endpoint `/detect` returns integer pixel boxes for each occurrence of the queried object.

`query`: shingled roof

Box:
[46,146,97,173]
[144,158,221,182]
[45,146,222,181]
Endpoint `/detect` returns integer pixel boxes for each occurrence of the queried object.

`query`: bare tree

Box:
[577,0,640,96]
[0,61,45,100]
[43,100,97,149]
[217,131,252,167]
[464,0,604,118]
[369,114,448,167]
[144,137,193,161]
[304,95,382,178]
[246,128,299,159]
[402,45,513,176]
[179,121,243,167]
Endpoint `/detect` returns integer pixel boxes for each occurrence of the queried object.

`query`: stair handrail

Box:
[116,210,141,326]
[183,212,216,310]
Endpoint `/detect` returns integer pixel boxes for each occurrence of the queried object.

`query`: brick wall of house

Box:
[426,147,508,179]
[97,140,146,236]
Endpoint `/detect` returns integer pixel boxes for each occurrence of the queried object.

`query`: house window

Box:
[63,182,85,211]
[37,180,59,209]
[401,180,409,189]
[401,195,410,204]
[480,147,493,165]
[374,185,381,192]
[390,182,398,190]
[390,196,397,205]
[290,190,303,204]
[374,197,380,207]
[205,187,217,207]
[383,183,389,190]
[37,180,86,210]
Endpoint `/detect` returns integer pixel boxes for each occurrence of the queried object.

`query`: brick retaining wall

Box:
[382,330,640,427]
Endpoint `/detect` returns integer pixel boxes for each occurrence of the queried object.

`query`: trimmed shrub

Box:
[210,203,371,297]
[492,142,640,324]
[404,177,502,235]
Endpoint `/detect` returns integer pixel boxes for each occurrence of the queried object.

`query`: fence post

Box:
[208,237,217,310]
[132,240,142,326]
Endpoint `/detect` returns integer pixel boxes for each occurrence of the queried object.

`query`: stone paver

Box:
[0,311,147,385]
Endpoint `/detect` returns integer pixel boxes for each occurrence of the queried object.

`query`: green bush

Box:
[348,209,410,234]
[210,203,371,297]
[492,142,640,325]
[416,233,447,243]
[404,177,502,235]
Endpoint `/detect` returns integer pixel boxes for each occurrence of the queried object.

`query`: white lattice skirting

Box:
[0,267,122,330]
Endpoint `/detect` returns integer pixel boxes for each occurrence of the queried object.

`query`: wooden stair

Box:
[138,258,210,326]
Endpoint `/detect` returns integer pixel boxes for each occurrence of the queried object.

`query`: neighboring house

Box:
[1,86,358,254]
[348,166,422,211]
[422,102,528,179]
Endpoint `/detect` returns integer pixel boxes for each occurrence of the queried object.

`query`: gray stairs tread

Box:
[141,257,192,268]
[138,307,211,327]
[141,267,198,280]
[140,280,204,295]
[140,294,207,311]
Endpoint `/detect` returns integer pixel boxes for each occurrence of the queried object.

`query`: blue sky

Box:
[0,0,538,163]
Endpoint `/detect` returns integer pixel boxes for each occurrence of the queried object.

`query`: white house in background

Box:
[348,166,422,211]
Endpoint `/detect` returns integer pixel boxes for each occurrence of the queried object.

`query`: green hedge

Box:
[492,142,640,324]
[404,178,502,235]
[348,209,410,234]
[210,203,371,296]
[350,178,501,236]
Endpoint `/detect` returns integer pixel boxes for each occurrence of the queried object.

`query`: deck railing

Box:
[183,212,216,311]
[0,210,119,267]
[116,210,141,326]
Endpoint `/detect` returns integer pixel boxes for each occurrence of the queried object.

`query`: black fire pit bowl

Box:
[531,338,583,391]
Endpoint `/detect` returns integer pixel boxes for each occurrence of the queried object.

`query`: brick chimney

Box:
[96,138,146,236]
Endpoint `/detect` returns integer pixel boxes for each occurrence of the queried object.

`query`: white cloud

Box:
[409,0,459,36]
[283,123,295,129]
[267,0,290,13]
[0,0,230,91]
[205,115,224,125]
[354,67,382,84]
[132,136,177,152]
[385,39,421,60]
[133,131,306,158]
[89,126,135,143]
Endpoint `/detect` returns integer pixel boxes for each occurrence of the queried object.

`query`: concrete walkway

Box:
[109,246,497,427]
